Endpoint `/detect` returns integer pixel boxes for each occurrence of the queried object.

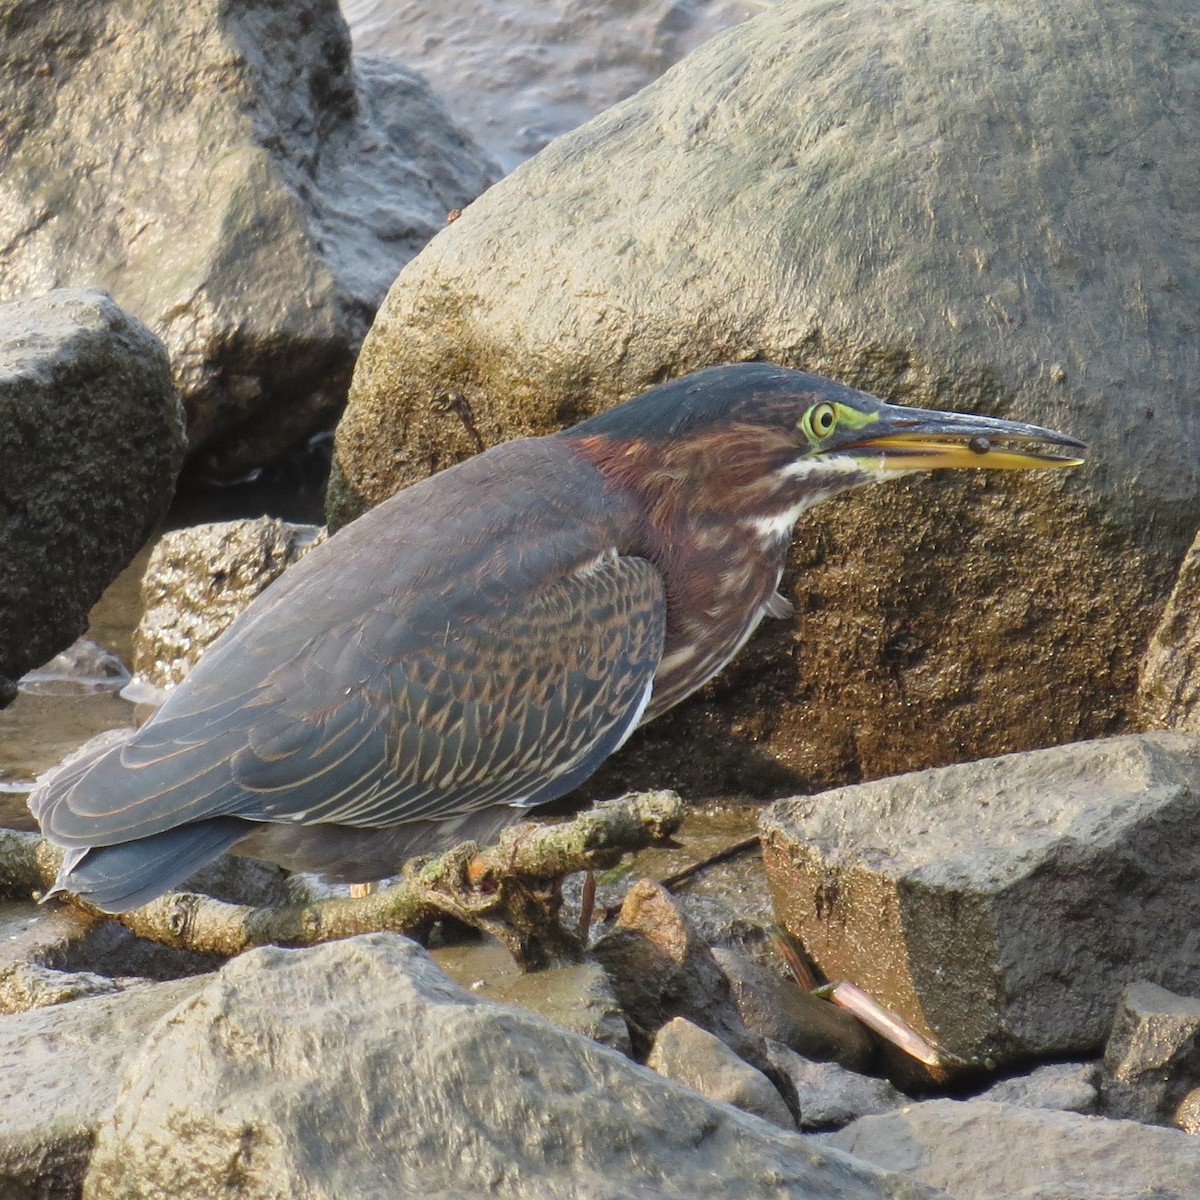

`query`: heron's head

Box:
[568,363,1086,529]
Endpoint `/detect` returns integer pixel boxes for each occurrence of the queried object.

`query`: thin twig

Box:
[600,832,762,921]
[577,869,597,941]
[657,835,760,890]
[818,980,958,1069]
[769,926,819,991]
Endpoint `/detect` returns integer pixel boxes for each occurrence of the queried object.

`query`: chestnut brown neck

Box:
[568,425,803,716]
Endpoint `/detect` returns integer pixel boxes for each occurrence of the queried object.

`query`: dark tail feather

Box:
[48,818,251,913]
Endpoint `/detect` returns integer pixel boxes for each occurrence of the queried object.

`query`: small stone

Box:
[975,1061,1099,1115]
[765,1039,906,1131]
[1173,1088,1200,1135]
[647,1017,795,1130]
[132,518,323,691]
[1103,980,1200,1125]
[713,946,875,1071]
[590,880,765,1066]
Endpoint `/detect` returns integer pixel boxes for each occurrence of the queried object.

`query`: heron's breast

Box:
[644,535,788,721]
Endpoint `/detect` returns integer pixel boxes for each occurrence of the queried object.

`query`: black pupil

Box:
[817,408,832,432]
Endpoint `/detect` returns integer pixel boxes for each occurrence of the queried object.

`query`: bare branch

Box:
[0,791,683,969]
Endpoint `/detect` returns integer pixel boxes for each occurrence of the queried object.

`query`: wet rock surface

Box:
[131,518,323,693]
[761,733,1200,1071]
[435,941,633,1056]
[826,1099,1200,1200]
[0,289,183,709]
[0,0,496,480]
[343,0,756,173]
[80,934,937,1199]
[1102,980,1200,1126]
[331,0,1198,801]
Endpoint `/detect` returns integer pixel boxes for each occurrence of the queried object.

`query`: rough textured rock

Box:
[332,0,1199,797]
[1139,527,1200,733]
[1173,1088,1200,1135]
[647,1015,796,1130]
[0,976,205,1200]
[760,733,1200,1070]
[0,0,496,480]
[0,289,184,709]
[83,934,940,1199]
[826,1099,1200,1200]
[1102,980,1200,1125]
[131,518,323,693]
[344,0,756,172]
[975,1062,1099,1116]
[714,946,876,1071]
[0,961,119,1017]
[767,1041,906,1132]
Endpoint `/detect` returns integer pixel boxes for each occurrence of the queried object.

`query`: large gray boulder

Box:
[759,734,1200,1070]
[332,0,1199,796]
[83,934,939,1200]
[826,1099,1200,1200]
[0,289,183,707]
[0,0,496,479]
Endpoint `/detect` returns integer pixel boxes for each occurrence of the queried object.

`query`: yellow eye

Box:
[805,402,838,441]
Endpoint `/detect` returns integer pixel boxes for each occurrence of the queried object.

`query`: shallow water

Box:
[342,0,758,173]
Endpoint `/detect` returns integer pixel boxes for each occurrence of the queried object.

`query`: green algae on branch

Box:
[0,791,683,969]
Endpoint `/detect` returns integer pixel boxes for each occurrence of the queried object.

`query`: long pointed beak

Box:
[843,406,1087,471]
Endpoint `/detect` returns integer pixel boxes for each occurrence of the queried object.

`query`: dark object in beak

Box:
[845,406,1087,471]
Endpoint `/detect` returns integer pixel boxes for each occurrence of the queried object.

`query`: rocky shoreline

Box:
[3,1,1200,1197]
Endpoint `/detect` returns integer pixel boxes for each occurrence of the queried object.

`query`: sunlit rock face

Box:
[333,0,1200,795]
[0,0,497,481]
[760,734,1200,1072]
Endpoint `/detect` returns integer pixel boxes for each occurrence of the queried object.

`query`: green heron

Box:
[31,363,1085,911]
